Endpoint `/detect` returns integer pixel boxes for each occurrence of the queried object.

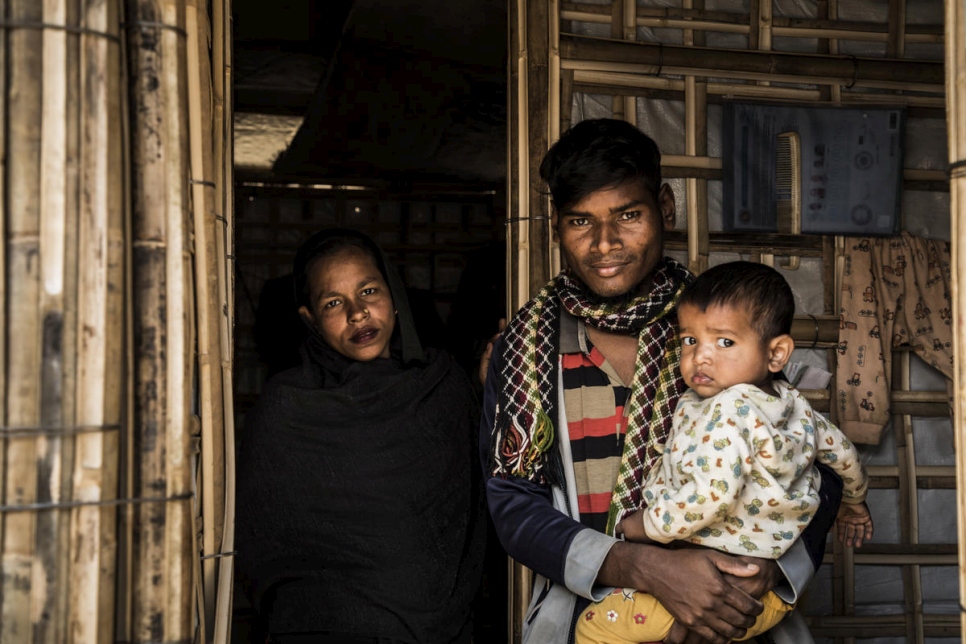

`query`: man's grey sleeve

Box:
[773,538,815,604]
[563,528,619,601]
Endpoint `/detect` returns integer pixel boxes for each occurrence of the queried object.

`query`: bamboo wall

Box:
[0,0,234,642]
[507,1,959,643]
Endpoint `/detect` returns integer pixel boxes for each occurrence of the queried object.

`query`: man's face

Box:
[553,180,675,299]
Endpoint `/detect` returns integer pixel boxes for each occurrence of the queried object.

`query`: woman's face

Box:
[298,247,396,361]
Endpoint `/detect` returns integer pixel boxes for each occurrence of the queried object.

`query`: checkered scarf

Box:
[490,257,691,534]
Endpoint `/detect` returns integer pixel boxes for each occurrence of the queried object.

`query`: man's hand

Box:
[663,557,780,643]
[723,557,781,600]
[600,542,763,644]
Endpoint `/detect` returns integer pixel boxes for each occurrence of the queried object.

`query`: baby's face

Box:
[677,302,777,398]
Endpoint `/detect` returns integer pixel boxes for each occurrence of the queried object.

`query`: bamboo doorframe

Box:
[506,1,963,643]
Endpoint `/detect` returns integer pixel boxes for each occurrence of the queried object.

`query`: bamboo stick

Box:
[549,0,561,145]
[559,35,944,91]
[125,0,194,639]
[892,353,917,641]
[114,3,136,637]
[684,76,708,274]
[0,0,7,620]
[2,0,45,639]
[211,1,237,640]
[945,0,966,638]
[36,0,81,640]
[549,0,561,277]
[507,0,559,639]
[563,57,944,95]
[570,70,946,108]
[559,5,943,43]
[186,0,227,639]
[809,614,959,638]
[527,0,551,298]
[509,0,529,313]
[161,0,193,636]
[69,1,124,640]
[560,68,574,134]
[609,0,622,121]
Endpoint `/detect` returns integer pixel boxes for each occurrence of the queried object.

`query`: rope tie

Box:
[0,491,193,513]
[0,20,120,42]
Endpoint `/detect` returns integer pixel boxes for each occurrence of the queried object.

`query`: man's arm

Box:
[480,336,615,598]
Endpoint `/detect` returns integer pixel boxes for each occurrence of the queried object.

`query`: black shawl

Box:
[236,229,486,642]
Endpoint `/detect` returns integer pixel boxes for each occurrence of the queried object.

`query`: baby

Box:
[577,261,873,644]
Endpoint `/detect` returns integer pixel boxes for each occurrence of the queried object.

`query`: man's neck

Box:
[585,325,638,385]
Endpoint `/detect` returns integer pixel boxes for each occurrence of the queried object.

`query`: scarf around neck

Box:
[490,256,692,533]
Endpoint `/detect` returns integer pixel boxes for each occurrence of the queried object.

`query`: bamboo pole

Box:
[186,0,227,639]
[35,0,78,640]
[2,0,45,640]
[570,70,946,108]
[125,0,194,640]
[559,5,943,43]
[508,0,529,314]
[507,0,557,640]
[0,0,7,621]
[161,0,193,636]
[559,35,944,91]
[621,0,636,126]
[211,0,237,640]
[887,0,906,59]
[549,0,561,277]
[609,0,622,120]
[684,76,708,274]
[945,0,966,638]
[115,3,136,637]
[809,613,960,638]
[892,354,916,641]
[69,1,124,640]
[549,0,561,145]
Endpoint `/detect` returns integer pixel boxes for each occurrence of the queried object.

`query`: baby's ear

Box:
[767,334,795,373]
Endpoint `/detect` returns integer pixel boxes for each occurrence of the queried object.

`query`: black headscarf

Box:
[236,229,485,643]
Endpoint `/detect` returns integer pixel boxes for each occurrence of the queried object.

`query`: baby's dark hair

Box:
[678,261,795,341]
[539,118,662,212]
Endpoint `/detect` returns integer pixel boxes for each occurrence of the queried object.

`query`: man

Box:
[481,119,841,644]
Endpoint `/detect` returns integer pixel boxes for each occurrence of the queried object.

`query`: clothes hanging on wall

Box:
[836,231,953,444]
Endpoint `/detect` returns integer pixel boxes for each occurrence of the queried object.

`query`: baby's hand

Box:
[615,509,653,543]
[835,501,874,548]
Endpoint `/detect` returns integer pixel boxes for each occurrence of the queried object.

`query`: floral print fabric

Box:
[639,382,867,558]
[836,231,953,444]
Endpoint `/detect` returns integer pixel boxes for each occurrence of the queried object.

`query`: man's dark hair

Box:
[678,261,795,341]
[539,118,663,212]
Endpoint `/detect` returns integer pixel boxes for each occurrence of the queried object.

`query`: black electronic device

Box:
[722,103,904,236]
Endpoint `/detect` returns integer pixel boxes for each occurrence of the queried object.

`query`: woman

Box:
[236,229,486,644]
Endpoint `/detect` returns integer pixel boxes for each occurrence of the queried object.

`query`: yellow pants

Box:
[575,588,792,644]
